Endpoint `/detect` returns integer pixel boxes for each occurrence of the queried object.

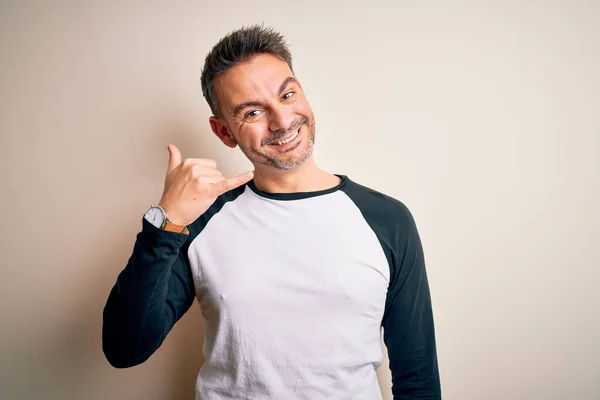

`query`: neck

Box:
[252,158,340,193]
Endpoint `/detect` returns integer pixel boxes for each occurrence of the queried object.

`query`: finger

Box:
[167,144,182,173]
[183,158,218,169]
[191,166,223,178]
[211,171,254,196]
[194,175,226,185]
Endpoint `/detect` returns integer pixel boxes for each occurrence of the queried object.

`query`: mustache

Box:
[263,117,308,145]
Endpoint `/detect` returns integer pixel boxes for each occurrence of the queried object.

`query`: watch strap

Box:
[161,219,189,235]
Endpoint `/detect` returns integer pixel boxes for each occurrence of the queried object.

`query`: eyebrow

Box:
[232,76,298,117]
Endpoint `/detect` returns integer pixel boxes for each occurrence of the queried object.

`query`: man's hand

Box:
[157,144,253,226]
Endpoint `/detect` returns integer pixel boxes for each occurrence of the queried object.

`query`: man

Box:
[103,25,441,399]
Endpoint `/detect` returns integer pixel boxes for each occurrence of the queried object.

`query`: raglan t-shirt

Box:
[102,175,440,399]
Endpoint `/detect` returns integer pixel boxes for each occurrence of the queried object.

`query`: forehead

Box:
[215,53,294,114]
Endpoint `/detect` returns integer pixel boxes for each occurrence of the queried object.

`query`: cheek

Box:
[294,97,313,116]
[239,123,268,146]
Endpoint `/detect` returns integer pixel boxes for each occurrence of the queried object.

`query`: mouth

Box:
[268,126,302,148]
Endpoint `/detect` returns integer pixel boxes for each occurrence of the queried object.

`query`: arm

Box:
[382,208,441,399]
[102,217,196,368]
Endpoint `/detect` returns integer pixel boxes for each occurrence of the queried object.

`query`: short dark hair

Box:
[200,24,294,117]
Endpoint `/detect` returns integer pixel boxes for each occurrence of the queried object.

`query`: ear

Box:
[209,116,238,148]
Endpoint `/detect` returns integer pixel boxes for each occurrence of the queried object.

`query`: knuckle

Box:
[196,175,210,185]
[196,181,211,194]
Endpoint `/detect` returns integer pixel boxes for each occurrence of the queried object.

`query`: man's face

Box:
[209,53,316,171]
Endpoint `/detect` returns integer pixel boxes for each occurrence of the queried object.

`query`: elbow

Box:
[102,330,156,369]
[101,293,170,369]
[101,312,158,369]
[102,328,147,369]
[103,348,138,369]
[389,350,441,399]
[103,351,148,369]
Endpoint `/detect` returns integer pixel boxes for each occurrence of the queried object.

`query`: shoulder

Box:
[339,175,417,236]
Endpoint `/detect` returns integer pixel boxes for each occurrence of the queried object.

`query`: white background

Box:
[1,1,598,399]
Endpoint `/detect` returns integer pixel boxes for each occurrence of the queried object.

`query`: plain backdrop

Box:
[1,1,598,399]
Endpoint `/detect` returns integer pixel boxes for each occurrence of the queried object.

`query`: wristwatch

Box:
[144,205,189,234]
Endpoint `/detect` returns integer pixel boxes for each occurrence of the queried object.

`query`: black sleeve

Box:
[340,179,441,398]
[102,217,196,368]
[381,204,441,399]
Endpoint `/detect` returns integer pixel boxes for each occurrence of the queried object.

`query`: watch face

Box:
[144,206,165,229]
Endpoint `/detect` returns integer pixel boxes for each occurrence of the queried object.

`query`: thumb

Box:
[167,144,182,172]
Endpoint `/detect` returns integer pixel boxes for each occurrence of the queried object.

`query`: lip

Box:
[268,126,302,148]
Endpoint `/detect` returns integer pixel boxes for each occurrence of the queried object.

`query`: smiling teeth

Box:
[273,129,299,146]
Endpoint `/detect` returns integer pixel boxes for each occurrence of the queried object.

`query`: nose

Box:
[268,104,295,133]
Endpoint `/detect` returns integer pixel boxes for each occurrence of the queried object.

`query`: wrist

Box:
[146,204,189,235]
[161,210,187,227]
[161,220,189,235]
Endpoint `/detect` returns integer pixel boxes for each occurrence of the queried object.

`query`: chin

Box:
[270,142,314,170]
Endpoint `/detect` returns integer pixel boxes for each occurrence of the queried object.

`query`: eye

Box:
[244,109,262,119]
[282,91,295,100]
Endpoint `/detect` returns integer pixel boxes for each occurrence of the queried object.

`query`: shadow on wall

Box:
[71,114,211,399]
[81,209,206,400]
[73,237,206,400]
[97,114,212,399]
[2,239,206,399]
